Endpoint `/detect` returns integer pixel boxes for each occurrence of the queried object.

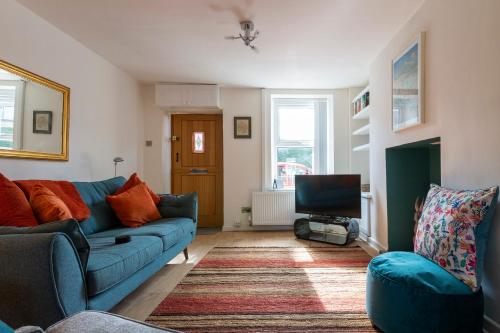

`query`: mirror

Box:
[0,60,69,161]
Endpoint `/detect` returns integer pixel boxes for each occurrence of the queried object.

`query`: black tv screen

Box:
[295,175,361,218]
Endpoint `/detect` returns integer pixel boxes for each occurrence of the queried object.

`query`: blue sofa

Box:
[0,177,198,329]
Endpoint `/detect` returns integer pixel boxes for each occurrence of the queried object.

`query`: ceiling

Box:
[17,0,424,88]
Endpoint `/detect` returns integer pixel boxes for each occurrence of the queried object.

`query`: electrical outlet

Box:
[241,206,251,213]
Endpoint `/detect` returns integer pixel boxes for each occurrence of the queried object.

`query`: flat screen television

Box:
[295,174,361,218]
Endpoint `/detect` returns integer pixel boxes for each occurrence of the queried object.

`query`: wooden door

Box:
[171,114,223,228]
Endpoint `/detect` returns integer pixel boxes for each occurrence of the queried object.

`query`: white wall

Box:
[0,0,143,181]
[369,0,500,329]
[142,87,354,230]
[221,88,262,229]
[332,89,351,175]
[142,85,170,194]
[22,81,63,154]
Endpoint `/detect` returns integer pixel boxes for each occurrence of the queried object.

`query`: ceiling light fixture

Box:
[225,20,259,52]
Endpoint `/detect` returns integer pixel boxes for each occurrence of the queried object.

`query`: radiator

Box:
[252,191,301,226]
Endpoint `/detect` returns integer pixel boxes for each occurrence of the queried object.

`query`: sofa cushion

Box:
[88,218,195,251]
[73,177,126,235]
[369,251,473,295]
[86,236,163,296]
[30,185,73,224]
[115,173,161,205]
[157,193,198,223]
[106,183,161,228]
[15,180,90,221]
[0,173,38,227]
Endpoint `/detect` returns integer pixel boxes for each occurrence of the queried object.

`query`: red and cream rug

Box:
[146,246,378,332]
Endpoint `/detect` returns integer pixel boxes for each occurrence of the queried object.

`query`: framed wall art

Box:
[33,110,53,134]
[234,116,251,139]
[392,32,425,132]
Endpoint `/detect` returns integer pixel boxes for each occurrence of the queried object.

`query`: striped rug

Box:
[146,246,378,332]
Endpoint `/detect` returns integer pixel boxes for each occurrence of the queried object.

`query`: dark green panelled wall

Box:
[385,138,441,251]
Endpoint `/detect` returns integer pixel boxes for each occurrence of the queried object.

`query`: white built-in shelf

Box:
[361,192,372,199]
[352,124,370,136]
[352,86,369,104]
[353,105,370,120]
[353,143,370,152]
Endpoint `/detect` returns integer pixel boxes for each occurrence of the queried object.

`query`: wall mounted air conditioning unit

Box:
[155,84,220,109]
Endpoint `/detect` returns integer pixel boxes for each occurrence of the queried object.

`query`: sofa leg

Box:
[183,248,189,260]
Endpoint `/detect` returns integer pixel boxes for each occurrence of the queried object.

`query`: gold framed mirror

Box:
[0,60,69,161]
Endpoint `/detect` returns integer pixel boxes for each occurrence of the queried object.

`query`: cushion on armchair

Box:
[414,184,498,290]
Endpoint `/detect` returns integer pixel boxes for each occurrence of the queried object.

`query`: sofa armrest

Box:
[0,233,87,329]
[158,192,198,225]
[0,219,91,273]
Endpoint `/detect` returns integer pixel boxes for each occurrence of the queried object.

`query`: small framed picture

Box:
[234,117,251,139]
[392,32,425,132]
[33,111,53,134]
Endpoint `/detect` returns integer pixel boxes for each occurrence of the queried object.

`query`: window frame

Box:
[262,89,334,191]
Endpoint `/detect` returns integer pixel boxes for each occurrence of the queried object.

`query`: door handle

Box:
[190,169,208,174]
[176,152,179,163]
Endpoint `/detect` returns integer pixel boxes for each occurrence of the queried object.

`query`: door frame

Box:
[170,113,223,228]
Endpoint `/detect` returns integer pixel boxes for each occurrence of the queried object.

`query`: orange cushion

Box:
[0,173,38,227]
[115,173,161,205]
[15,180,90,221]
[30,185,73,224]
[106,183,161,228]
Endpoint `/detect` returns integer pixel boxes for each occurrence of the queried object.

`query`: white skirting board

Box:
[222,225,294,232]
[366,237,388,253]
[484,315,500,333]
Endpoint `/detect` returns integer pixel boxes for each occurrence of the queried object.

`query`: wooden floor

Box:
[112,230,376,321]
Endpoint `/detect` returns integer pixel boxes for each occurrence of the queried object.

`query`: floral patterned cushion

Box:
[414,184,498,290]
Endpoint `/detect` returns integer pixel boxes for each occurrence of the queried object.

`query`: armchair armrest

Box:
[158,192,198,225]
[0,233,87,329]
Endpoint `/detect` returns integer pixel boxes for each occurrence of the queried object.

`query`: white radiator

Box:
[252,191,301,226]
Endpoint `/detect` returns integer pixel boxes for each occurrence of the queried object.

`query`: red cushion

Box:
[15,180,90,221]
[30,185,73,224]
[107,183,161,228]
[0,173,38,227]
[115,173,161,205]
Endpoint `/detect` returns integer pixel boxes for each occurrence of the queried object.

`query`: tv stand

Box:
[309,215,351,225]
[294,215,359,245]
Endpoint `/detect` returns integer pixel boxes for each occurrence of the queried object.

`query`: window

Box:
[0,76,24,150]
[264,91,333,190]
[0,85,17,149]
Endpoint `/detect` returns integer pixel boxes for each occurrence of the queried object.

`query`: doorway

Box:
[171,114,223,228]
